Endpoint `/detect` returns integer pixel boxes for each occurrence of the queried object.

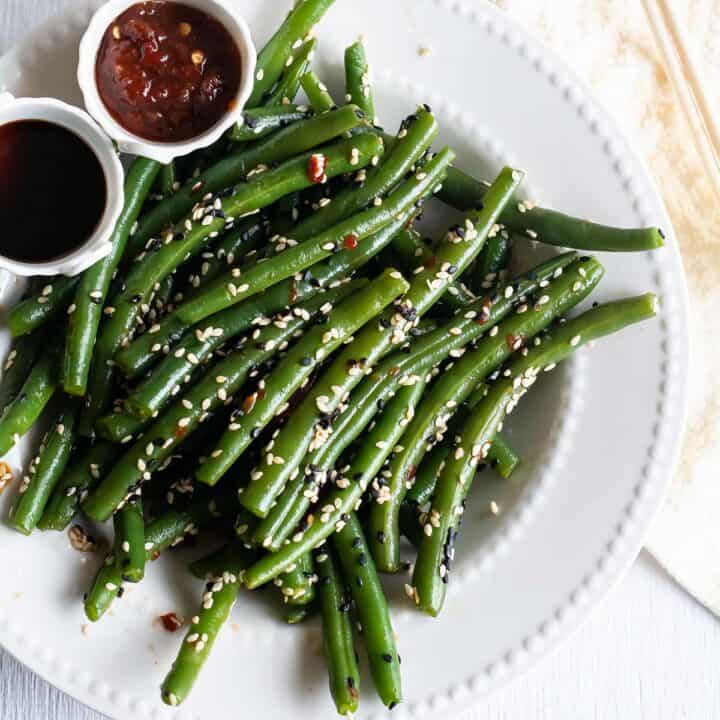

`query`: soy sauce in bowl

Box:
[0,120,107,263]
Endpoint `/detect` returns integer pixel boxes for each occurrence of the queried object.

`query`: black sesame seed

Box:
[382,653,393,663]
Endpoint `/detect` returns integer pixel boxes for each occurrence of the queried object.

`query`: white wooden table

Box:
[2,2,720,718]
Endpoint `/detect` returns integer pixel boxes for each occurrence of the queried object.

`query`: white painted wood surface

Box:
[1,2,719,719]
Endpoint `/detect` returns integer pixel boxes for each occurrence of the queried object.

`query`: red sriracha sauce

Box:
[96,1,242,142]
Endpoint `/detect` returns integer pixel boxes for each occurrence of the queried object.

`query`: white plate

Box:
[0,2,690,719]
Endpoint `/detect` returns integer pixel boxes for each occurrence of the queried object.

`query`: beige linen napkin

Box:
[492,0,720,615]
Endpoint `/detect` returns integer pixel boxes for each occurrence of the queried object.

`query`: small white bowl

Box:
[77,0,257,164]
[0,92,125,278]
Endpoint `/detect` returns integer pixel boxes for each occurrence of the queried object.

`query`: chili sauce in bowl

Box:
[95,1,243,143]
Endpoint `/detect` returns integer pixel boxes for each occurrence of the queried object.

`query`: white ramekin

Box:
[77,0,257,164]
[0,92,125,278]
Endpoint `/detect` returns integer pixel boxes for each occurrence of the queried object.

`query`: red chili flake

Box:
[343,234,359,250]
[151,551,161,561]
[242,393,258,414]
[159,612,183,632]
[406,465,417,481]
[424,255,437,269]
[174,426,188,440]
[307,153,327,184]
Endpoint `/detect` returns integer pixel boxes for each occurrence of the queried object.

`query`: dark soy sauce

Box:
[0,120,107,263]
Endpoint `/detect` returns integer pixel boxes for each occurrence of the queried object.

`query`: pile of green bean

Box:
[1,0,664,714]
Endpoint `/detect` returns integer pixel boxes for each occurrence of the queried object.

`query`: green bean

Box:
[114,497,145,583]
[402,431,517,512]
[332,513,401,708]
[9,402,79,535]
[199,269,410,490]
[286,605,313,624]
[291,108,438,243]
[115,218,268,379]
[300,71,336,113]
[241,166,522,519]
[244,381,427,589]
[157,162,176,197]
[368,256,604,571]
[151,273,176,312]
[120,278,321,421]
[345,41,375,120]
[0,351,58,456]
[412,292,660,615]
[0,333,41,415]
[265,39,315,107]
[230,105,313,143]
[490,434,521,479]
[82,284,363,522]
[310,251,579,481]
[120,215,406,423]
[316,549,360,716]
[390,228,478,309]
[473,229,512,292]
[38,442,121,531]
[83,134,383,433]
[404,443,449,507]
[177,138,448,328]
[8,278,78,338]
[63,158,161,396]
[127,105,366,258]
[183,219,269,296]
[293,87,664,254]
[95,411,146,444]
[84,553,125,623]
[258,251,581,551]
[277,552,316,606]
[161,572,241,707]
[189,540,257,579]
[84,494,233,622]
[248,0,337,108]
[438,166,665,252]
